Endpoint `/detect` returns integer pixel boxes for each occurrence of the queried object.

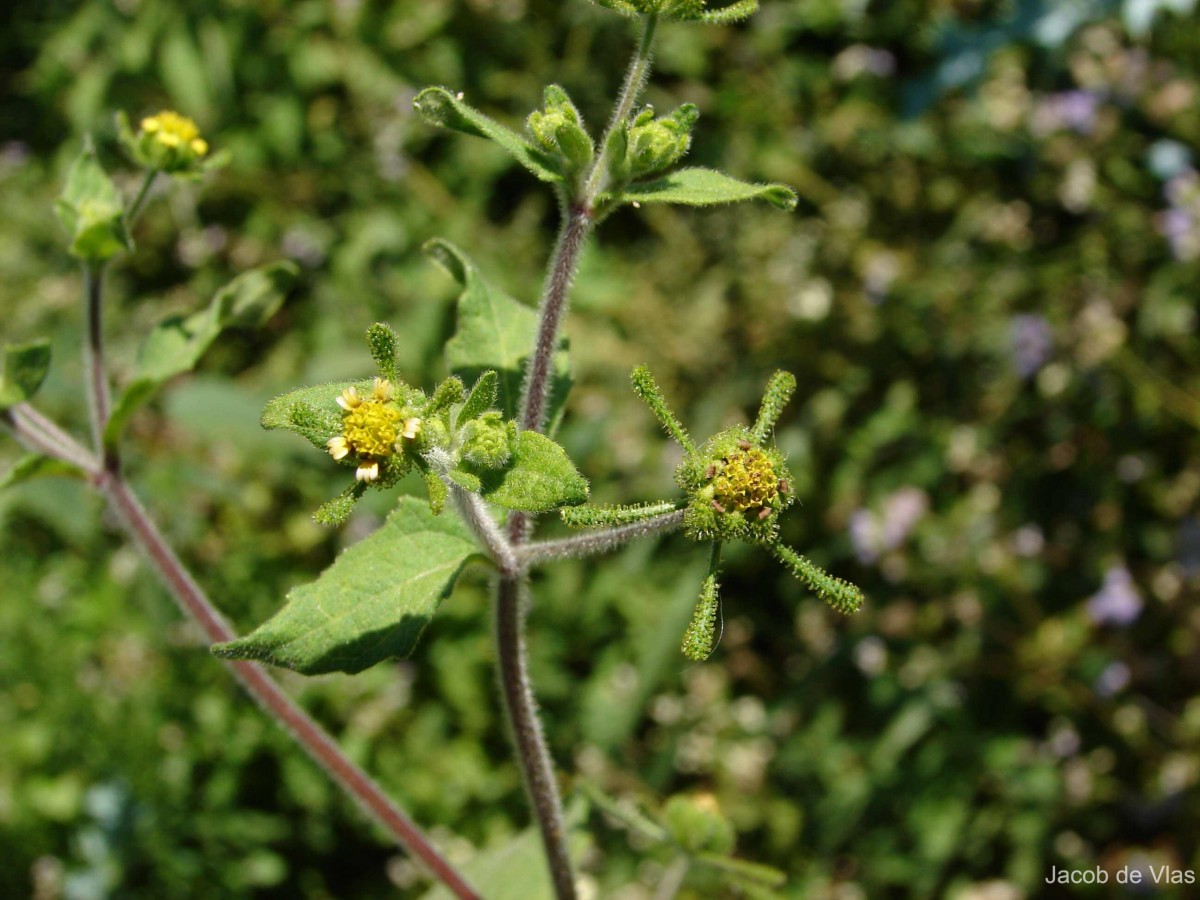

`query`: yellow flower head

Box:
[141,111,209,157]
[121,110,211,174]
[325,378,404,483]
[712,445,780,512]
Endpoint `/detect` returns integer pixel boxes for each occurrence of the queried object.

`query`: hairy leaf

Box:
[213,498,481,674]
[430,239,571,428]
[611,167,797,211]
[0,340,52,409]
[413,87,561,183]
[473,430,588,512]
[457,370,499,425]
[105,262,297,447]
[261,379,364,447]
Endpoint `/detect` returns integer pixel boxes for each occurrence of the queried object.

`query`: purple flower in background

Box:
[1086,566,1143,627]
[1009,314,1053,378]
[849,509,882,565]
[1158,169,1200,261]
[1030,90,1101,137]
[849,487,929,565]
[881,488,928,548]
[1094,661,1131,697]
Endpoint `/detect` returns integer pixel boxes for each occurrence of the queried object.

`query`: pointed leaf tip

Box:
[214,498,481,674]
[0,340,52,409]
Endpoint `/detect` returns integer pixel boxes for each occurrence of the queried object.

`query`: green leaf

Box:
[0,340,52,409]
[313,483,367,527]
[104,262,297,446]
[55,141,129,261]
[695,853,787,888]
[261,379,365,447]
[421,809,591,900]
[0,455,86,491]
[213,498,481,675]
[413,87,561,184]
[608,167,797,211]
[430,239,571,428]
[457,370,499,425]
[473,430,588,513]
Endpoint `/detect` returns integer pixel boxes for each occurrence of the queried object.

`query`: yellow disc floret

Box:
[141,111,209,157]
[712,446,779,512]
[326,378,404,482]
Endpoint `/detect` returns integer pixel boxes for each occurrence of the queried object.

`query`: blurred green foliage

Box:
[3,0,1200,896]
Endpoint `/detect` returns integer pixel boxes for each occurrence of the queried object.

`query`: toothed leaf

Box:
[213,498,481,674]
[430,239,571,430]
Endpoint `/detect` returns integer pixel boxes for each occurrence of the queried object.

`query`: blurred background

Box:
[2,0,1199,896]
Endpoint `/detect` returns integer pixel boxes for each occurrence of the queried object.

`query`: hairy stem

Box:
[495,576,576,900]
[3,405,100,472]
[584,13,659,202]
[104,480,480,899]
[518,207,591,435]
[447,478,520,577]
[519,509,685,568]
[71,264,479,898]
[495,20,663,898]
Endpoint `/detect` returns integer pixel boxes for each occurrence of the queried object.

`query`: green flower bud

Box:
[459,411,513,468]
[662,794,735,856]
[627,104,698,179]
[526,85,594,177]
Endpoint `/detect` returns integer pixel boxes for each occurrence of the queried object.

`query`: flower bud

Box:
[526,85,595,177]
[627,104,698,179]
[662,794,735,856]
[459,411,513,468]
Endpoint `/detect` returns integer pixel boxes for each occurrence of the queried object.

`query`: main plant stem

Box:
[496,16,661,899]
[72,257,478,898]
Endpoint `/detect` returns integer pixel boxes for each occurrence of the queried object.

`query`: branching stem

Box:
[68,264,479,899]
[519,509,685,568]
[494,17,664,899]
[584,13,659,202]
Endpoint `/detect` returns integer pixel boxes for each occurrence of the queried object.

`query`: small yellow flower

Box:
[141,111,209,157]
[712,445,780,512]
[123,110,212,174]
[327,379,417,483]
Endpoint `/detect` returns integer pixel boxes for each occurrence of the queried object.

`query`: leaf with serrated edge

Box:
[0,340,52,409]
[105,262,297,446]
[473,430,587,512]
[213,498,481,674]
[610,167,797,211]
[413,87,561,183]
[430,239,571,429]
